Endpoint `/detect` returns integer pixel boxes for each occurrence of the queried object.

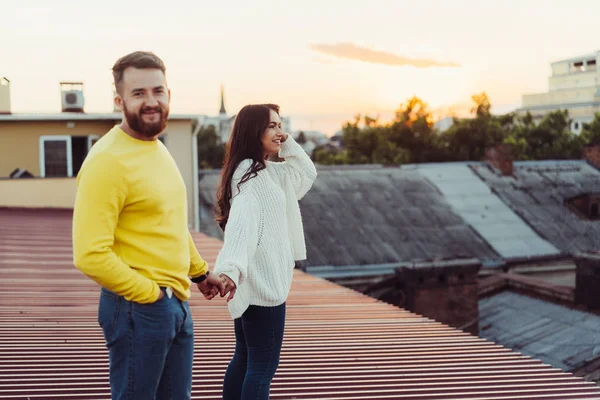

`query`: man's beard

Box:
[123,102,169,138]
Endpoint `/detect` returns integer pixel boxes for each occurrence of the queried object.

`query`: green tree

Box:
[581,113,600,145]
[388,96,437,163]
[471,92,492,118]
[439,92,506,161]
[197,125,225,169]
[504,110,584,160]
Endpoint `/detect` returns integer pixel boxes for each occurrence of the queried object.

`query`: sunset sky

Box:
[3,0,600,134]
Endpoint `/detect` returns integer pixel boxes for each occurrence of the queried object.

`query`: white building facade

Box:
[520,51,600,133]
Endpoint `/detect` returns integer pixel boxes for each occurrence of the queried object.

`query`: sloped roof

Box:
[480,290,600,377]
[419,163,561,260]
[2,208,600,399]
[199,166,501,272]
[472,160,600,255]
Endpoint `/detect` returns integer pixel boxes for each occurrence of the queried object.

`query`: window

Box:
[588,60,597,67]
[575,122,580,130]
[39,135,98,177]
[39,136,72,177]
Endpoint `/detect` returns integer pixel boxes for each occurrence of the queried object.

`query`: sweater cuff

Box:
[279,135,303,158]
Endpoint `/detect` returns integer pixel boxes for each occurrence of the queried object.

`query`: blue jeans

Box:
[222,303,286,400]
[98,287,194,400]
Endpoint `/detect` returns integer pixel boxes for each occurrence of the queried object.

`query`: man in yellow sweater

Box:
[72,51,225,400]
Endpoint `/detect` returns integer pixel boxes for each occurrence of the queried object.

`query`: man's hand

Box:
[196,273,226,300]
[219,274,236,302]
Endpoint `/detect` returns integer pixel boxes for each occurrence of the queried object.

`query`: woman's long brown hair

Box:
[215,103,280,231]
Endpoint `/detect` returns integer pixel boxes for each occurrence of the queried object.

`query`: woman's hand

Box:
[219,273,237,302]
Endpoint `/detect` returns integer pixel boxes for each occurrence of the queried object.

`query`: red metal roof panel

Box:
[1,208,599,399]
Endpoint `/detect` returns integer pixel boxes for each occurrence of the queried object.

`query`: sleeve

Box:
[269,134,318,200]
[188,231,209,278]
[213,184,260,288]
[72,152,161,303]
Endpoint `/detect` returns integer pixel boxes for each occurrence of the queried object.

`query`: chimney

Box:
[583,144,600,170]
[60,81,85,113]
[485,143,514,176]
[574,252,600,309]
[396,258,482,335]
[0,77,11,114]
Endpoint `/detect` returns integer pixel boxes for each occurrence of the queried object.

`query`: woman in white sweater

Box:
[213,103,317,399]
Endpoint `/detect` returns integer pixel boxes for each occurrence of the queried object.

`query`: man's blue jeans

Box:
[222,303,286,400]
[98,287,194,400]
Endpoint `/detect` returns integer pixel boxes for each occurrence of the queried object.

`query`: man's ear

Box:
[114,93,124,111]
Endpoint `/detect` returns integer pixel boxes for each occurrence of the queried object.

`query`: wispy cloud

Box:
[309,42,460,68]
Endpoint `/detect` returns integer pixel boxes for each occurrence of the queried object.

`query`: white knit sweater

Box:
[213,136,317,319]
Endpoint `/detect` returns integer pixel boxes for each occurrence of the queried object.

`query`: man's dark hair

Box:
[112,51,166,94]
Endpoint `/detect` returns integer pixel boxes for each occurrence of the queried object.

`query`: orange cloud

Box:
[310,42,460,68]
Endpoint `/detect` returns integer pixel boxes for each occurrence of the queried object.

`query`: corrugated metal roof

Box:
[1,208,600,399]
[419,164,561,260]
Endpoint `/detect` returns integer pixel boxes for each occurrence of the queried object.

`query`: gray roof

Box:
[419,164,560,260]
[198,166,501,270]
[480,290,600,373]
[472,160,600,254]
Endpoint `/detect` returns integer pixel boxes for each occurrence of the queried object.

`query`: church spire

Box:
[219,85,226,115]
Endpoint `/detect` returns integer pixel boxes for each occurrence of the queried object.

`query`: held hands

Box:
[196,273,226,300]
[196,272,236,302]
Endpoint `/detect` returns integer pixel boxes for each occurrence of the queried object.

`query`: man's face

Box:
[116,67,170,138]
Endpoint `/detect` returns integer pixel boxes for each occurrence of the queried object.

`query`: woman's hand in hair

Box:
[219,273,237,302]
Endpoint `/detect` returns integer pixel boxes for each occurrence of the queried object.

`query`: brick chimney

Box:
[396,258,482,335]
[0,77,11,114]
[583,145,600,170]
[573,252,600,309]
[485,143,514,176]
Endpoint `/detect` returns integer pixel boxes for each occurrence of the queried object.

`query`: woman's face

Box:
[261,109,285,157]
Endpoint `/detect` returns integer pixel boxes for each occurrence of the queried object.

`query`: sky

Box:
[2,0,600,135]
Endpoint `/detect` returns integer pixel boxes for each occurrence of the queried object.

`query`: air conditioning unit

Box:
[60,82,85,112]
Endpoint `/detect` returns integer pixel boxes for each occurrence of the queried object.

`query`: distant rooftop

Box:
[472,160,600,255]
[199,165,502,273]
[551,50,600,65]
[480,290,600,382]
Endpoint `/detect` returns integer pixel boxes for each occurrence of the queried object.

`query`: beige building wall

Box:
[0,120,116,177]
[0,118,196,226]
[162,120,195,227]
[0,178,77,208]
